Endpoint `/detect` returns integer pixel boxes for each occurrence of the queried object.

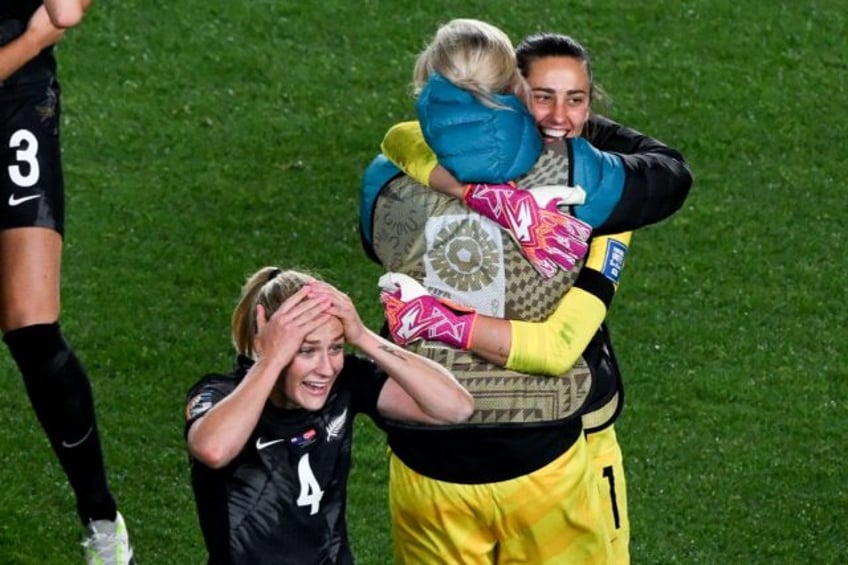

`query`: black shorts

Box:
[0,79,65,234]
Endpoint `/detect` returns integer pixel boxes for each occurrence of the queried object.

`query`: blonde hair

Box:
[230,267,316,358]
[413,18,527,108]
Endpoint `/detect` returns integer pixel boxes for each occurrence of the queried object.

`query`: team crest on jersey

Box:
[602,239,628,284]
[325,409,348,441]
[186,391,214,421]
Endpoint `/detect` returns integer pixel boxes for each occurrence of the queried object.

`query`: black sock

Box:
[4,323,117,524]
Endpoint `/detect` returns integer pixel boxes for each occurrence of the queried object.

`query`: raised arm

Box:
[187,288,330,468]
[306,281,473,425]
[382,115,624,236]
[381,231,630,376]
[380,121,591,279]
[381,114,693,237]
[586,115,693,234]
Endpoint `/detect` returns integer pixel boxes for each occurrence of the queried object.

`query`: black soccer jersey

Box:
[186,355,388,565]
[584,115,693,235]
[1,1,57,87]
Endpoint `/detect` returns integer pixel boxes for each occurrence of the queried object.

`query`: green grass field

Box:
[1,1,845,563]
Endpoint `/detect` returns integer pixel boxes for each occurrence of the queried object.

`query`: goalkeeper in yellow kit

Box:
[361,20,692,564]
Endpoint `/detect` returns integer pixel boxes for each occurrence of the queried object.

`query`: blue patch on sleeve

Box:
[570,137,625,228]
[602,239,628,284]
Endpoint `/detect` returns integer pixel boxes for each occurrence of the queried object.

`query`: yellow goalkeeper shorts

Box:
[388,434,613,564]
[586,425,630,564]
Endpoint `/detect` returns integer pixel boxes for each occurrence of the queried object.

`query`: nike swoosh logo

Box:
[61,426,93,449]
[8,193,42,207]
[256,437,286,450]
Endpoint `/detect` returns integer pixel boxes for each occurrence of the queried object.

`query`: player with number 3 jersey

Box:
[2,2,136,563]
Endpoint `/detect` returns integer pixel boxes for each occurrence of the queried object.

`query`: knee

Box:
[3,322,69,374]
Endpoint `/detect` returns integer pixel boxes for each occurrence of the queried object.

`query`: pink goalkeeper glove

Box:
[462,182,592,279]
[379,272,477,350]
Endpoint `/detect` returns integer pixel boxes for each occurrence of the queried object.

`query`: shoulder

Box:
[185,359,249,422]
[585,114,679,156]
[415,74,541,182]
[186,357,250,399]
[184,374,236,422]
[187,373,237,398]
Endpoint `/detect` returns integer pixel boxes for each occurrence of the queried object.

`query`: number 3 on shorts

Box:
[8,129,40,188]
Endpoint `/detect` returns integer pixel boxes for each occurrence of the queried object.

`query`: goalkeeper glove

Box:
[462,182,592,279]
[379,273,477,350]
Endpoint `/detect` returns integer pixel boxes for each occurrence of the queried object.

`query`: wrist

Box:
[456,311,478,350]
[253,349,292,377]
[431,306,477,350]
[25,25,57,55]
[345,326,373,351]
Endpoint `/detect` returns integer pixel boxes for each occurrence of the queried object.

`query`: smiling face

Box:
[524,55,591,142]
[272,317,346,411]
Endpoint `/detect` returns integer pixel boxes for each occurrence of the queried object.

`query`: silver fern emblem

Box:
[326,409,348,441]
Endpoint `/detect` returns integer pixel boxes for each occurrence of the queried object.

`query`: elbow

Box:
[50,11,84,28]
[190,445,231,470]
[524,358,570,377]
[438,391,475,424]
[682,165,694,196]
[517,349,572,377]
[452,391,474,424]
[187,437,233,470]
[49,1,89,28]
[545,358,572,377]
[670,160,694,205]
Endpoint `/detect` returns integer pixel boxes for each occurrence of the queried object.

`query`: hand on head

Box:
[254,285,331,361]
[304,281,366,346]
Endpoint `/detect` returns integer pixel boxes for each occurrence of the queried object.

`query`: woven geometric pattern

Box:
[371,143,591,425]
[373,146,582,321]
[407,343,592,425]
[504,142,582,321]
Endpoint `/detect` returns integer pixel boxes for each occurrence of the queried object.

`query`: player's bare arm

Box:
[306,281,473,425]
[43,0,92,29]
[187,290,330,468]
[0,7,64,80]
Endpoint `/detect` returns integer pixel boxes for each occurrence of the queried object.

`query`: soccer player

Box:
[185,268,473,564]
[1,2,134,563]
[363,19,620,564]
[361,20,692,564]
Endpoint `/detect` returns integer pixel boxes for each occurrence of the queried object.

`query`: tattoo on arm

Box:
[379,344,408,361]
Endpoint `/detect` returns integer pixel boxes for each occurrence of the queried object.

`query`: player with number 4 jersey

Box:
[185,267,472,564]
